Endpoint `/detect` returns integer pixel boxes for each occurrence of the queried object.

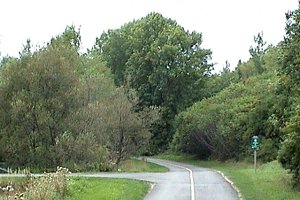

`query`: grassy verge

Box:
[0,176,150,200]
[66,177,149,200]
[0,159,159,199]
[115,159,168,173]
[157,154,300,200]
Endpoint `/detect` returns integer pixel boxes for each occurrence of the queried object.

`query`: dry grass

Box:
[0,166,70,200]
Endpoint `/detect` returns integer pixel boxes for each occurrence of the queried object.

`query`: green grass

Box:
[66,177,150,200]
[115,159,168,173]
[0,158,164,199]
[157,154,300,200]
[0,176,150,200]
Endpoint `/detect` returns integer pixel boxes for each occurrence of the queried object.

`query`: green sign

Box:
[251,136,260,150]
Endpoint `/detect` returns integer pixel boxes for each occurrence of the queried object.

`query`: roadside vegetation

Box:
[158,154,300,200]
[0,159,161,200]
[115,159,168,173]
[65,178,149,200]
[168,4,300,188]
[1,1,300,198]
[0,175,149,200]
[0,167,70,200]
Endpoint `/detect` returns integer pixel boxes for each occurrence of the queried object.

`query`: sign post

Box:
[254,149,257,173]
[251,136,260,173]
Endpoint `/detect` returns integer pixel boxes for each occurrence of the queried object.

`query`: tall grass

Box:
[0,167,70,200]
[24,166,70,200]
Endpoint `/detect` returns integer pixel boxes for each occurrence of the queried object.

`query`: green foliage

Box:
[249,32,267,74]
[53,132,110,172]
[0,26,150,171]
[173,39,283,162]
[158,154,300,200]
[173,71,280,161]
[236,37,280,82]
[115,159,168,173]
[277,3,300,185]
[203,63,239,98]
[103,87,151,164]
[0,36,80,168]
[96,12,212,153]
[50,25,81,51]
[278,99,300,184]
[66,178,149,200]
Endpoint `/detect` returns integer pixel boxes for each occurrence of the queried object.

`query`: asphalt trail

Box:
[77,158,240,200]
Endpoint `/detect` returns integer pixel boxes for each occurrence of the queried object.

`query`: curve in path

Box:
[161,161,195,200]
[147,159,195,200]
[77,158,240,200]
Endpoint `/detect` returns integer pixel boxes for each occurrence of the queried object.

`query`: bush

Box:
[278,104,300,185]
[54,132,112,172]
[258,138,278,162]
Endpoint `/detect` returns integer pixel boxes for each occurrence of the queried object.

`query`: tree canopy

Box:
[0,26,149,170]
[95,12,212,153]
[2,6,300,186]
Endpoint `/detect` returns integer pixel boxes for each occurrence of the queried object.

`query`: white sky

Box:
[0,0,298,71]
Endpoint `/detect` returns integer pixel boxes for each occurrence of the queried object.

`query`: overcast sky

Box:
[0,0,298,71]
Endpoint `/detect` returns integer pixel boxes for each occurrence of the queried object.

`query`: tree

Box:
[249,32,267,74]
[66,52,150,165]
[0,26,84,168]
[277,4,300,185]
[103,87,150,164]
[0,26,150,170]
[278,102,300,184]
[94,28,132,86]
[50,25,81,52]
[0,45,80,167]
[95,13,212,153]
[173,69,280,161]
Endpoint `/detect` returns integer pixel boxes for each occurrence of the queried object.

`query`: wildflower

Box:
[7,185,14,192]
[19,193,24,199]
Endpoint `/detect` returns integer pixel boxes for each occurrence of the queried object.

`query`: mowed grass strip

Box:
[66,177,150,200]
[116,159,168,173]
[0,158,164,199]
[0,176,150,200]
[157,154,300,200]
[66,159,165,199]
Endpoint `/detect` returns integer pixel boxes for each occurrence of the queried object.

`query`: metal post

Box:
[254,150,257,173]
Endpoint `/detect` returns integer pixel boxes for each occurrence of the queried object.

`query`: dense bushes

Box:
[172,65,280,161]
[276,4,300,185]
[171,3,300,185]
[97,13,212,153]
[0,26,150,171]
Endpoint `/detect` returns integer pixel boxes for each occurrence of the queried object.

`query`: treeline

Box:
[96,6,300,184]
[172,5,300,185]
[1,3,300,185]
[96,12,212,153]
[0,27,151,171]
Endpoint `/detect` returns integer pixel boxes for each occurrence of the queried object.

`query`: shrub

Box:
[24,167,70,200]
[278,104,300,185]
[54,132,112,172]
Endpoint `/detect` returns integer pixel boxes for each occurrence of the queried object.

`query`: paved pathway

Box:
[77,158,240,200]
